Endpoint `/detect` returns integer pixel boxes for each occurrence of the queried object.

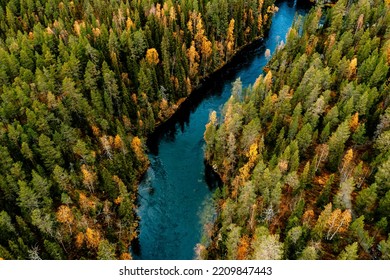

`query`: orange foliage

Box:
[120,252,132,260]
[114,135,124,150]
[302,210,315,227]
[146,48,160,65]
[349,112,359,131]
[75,232,84,248]
[79,192,96,212]
[201,37,212,60]
[326,33,336,51]
[85,227,101,249]
[306,36,319,56]
[91,125,100,137]
[237,235,251,260]
[114,196,123,205]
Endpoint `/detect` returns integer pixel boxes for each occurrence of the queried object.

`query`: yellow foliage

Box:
[342,149,354,171]
[187,19,193,34]
[278,160,288,173]
[263,13,268,25]
[201,37,212,60]
[126,17,135,31]
[385,40,390,65]
[146,48,159,65]
[349,112,359,131]
[264,70,272,90]
[131,136,145,162]
[257,14,263,33]
[185,77,192,94]
[326,33,336,51]
[226,19,235,58]
[258,0,264,12]
[47,92,57,109]
[73,20,85,36]
[195,16,205,46]
[253,75,263,90]
[173,76,180,90]
[92,27,101,38]
[114,135,123,150]
[79,192,96,212]
[348,58,358,80]
[86,227,101,249]
[81,164,97,193]
[246,142,259,162]
[56,205,74,224]
[169,6,177,22]
[326,209,352,240]
[100,135,114,158]
[187,41,200,79]
[75,232,84,248]
[159,98,169,115]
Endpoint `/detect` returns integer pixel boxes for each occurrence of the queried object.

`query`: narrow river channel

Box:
[135,1,309,260]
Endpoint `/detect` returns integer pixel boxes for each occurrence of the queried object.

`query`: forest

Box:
[1,0,389,260]
[203,0,390,259]
[0,0,276,259]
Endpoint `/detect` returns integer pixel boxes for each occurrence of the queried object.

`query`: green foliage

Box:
[203,0,390,260]
[0,0,278,260]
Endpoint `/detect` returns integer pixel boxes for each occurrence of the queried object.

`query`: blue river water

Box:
[135,1,309,260]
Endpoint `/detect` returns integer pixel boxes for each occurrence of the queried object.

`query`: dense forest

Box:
[0,0,277,259]
[203,0,390,259]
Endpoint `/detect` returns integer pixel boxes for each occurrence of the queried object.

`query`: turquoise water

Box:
[135,1,309,260]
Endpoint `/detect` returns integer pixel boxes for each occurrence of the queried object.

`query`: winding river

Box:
[135,1,309,260]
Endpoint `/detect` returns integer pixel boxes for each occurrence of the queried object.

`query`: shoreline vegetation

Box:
[0,0,278,259]
[203,0,390,259]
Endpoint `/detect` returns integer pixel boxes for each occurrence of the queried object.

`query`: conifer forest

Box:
[0,0,389,260]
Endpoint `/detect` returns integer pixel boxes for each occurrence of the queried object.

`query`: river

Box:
[134,0,309,260]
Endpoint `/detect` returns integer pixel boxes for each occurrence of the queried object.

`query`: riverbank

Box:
[134,1,312,260]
